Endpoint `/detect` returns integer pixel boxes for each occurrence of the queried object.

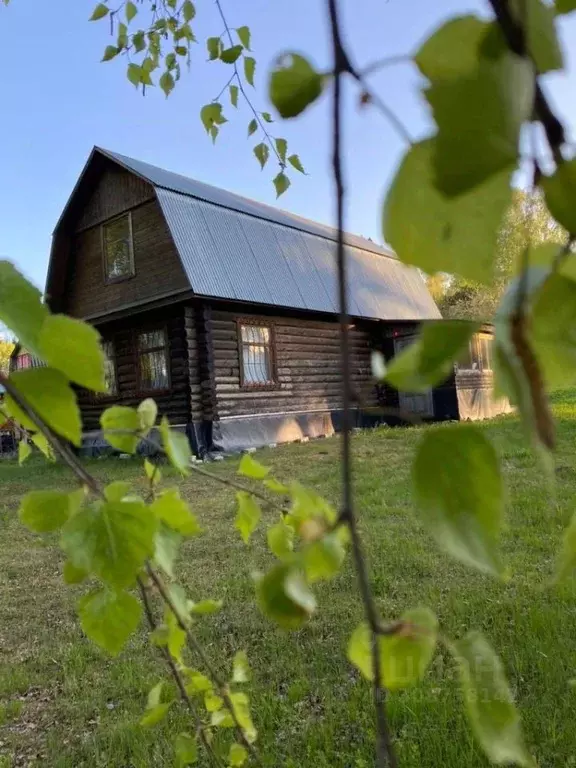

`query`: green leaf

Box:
[125,0,137,22]
[244,56,256,86]
[175,732,198,767]
[0,261,48,357]
[531,274,576,389]
[144,458,162,485]
[78,588,141,656]
[273,172,291,198]
[451,632,532,766]
[166,609,186,663]
[264,478,290,494]
[63,560,87,585]
[160,416,191,474]
[152,489,200,536]
[413,425,505,576]
[211,708,234,728]
[541,159,576,233]
[154,525,181,578]
[61,499,157,588]
[236,25,251,50]
[207,36,221,60]
[159,70,175,97]
[288,154,305,174]
[348,607,438,690]
[204,690,223,712]
[303,532,345,583]
[238,453,269,480]
[101,405,140,453]
[184,670,212,694]
[253,142,270,170]
[31,433,54,461]
[235,491,261,543]
[383,138,512,283]
[39,314,106,392]
[6,368,82,446]
[232,650,251,683]
[18,440,31,465]
[247,118,258,136]
[140,702,172,727]
[425,52,534,196]
[261,112,273,123]
[267,519,294,560]
[220,45,243,64]
[256,563,316,629]
[104,481,131,503]
[556,0,576,13]
[415,16,492,81]
[132,31,146,52]
[147,681,164,709]
[200,103,227,134]
[385,321,479,393]
[269,53,323,119]
[90,2,109,20]
[510,0,562,73]
[127,63,142,87]
[229,692,257,743]
[102,45,120,62]
[182,0,195,22]
[189,599,222,615]
[137,398,157,432]
[229,743,248,766]
[229,84,239,107]
[555,512,576,582]
[274,137,287,163]
[19,490,75,533]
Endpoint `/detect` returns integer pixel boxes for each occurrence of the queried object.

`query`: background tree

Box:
[438,190,565,320]
[0,338,14,376]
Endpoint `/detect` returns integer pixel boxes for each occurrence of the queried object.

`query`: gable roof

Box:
[48,147,440,321]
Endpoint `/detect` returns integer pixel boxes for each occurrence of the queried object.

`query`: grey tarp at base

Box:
[210,409,386,454]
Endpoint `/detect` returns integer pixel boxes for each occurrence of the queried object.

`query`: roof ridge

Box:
[97,147,397,260]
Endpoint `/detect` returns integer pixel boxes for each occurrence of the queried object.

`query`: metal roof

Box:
[96,148,441,321]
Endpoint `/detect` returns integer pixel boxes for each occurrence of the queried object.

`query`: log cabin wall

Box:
[79,304,190,432]
[63,166,189,319]
[208,306,377,419]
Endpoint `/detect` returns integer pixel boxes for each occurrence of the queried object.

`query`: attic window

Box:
[102,213,135,283]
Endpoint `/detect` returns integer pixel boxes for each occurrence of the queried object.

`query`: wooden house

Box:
[43,147,506,455]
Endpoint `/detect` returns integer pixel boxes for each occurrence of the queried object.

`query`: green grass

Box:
[1,395,576,767]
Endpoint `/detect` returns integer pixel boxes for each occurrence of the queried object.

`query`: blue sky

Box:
[1,0,575,290]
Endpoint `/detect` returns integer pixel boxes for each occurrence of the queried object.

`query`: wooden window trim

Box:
[135,325,171,395]
[101,211,135,285]
[237,318,278,390]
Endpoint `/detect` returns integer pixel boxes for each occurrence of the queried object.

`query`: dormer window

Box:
[102,213,135,283]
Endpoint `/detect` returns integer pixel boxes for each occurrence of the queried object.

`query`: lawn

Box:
[1,395,576,767]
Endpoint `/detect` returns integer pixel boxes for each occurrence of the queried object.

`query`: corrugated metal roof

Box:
[99,148,441,321]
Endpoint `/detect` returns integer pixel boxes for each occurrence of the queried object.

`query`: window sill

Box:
[104,273,136,286]
[239,383,280,392]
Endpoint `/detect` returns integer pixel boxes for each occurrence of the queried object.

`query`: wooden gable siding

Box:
[75,165,153,232]
[78,305,190,432]
[207,307,377,419]
[65,199,189,319]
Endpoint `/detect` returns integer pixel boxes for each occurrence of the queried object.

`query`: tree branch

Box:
[214,0,284,168]
[326,1,397,765]
[137,578,224,768]
[146,564,263,767]
[488,0,565,163]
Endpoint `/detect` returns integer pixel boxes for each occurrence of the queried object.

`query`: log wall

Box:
[207,307,377,419]
[79,305,190,431]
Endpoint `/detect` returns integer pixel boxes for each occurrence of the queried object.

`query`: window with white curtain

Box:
[239,323,276,386]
